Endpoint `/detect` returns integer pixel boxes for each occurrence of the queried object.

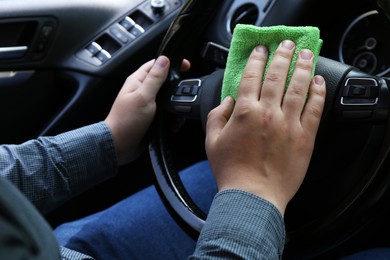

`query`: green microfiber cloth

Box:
[221,24,323,101]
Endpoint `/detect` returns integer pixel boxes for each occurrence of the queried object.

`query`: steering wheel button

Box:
[350,85,366,96]
[171,95,197,102]
[172,105,192,113]
[182,86,192,94]
[191,85,200,95]
[341,97,378,105]
[343,110,373,119]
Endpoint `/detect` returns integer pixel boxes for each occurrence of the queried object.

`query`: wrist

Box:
[104,118,129,165]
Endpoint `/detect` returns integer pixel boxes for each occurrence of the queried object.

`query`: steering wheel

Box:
[149,0,390,258]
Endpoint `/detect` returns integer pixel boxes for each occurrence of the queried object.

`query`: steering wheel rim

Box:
[150,0,228,231]
[149,0,390,257]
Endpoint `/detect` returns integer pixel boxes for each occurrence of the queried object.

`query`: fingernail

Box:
[155,56,169,68]
[314,75,324,85]
[255,45,268,54]
[300,49,313,60]
[281,40,295,50]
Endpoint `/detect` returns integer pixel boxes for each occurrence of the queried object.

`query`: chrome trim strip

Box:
[0,46,28,53]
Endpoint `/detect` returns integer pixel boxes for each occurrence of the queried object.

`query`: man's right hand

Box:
[205,40,326,215]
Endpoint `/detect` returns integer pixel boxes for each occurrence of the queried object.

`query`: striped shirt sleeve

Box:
[190,189,286,259]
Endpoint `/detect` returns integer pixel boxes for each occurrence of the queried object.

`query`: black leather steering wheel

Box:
[149,0,390,258]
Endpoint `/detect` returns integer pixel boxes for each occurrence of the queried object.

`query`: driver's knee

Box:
[341,248,390,259]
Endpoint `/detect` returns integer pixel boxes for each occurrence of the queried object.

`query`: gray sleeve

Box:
[190,189,286,259]
[0,122,118,213]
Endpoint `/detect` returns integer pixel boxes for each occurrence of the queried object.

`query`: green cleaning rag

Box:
[221,24,323,101]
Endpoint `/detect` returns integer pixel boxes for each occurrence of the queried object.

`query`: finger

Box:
[205,96,235,147]
[123,59,155,92]
[139,55,170,100]
[180,59,191,72]
[301,75,326,134]
[236,46,268,102]
[260,40,295,107]
[282,49,314,120]
[127,59,156,85]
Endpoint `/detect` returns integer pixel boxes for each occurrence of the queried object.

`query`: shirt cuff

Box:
[54,121,118,192]
[192,189,286,259]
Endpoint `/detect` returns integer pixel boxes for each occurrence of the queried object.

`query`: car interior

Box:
[2,0,390,258]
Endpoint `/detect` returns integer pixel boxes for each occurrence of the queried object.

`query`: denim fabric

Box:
[341,248,390,259]
[0,120,288,260]
[55,160,218,260]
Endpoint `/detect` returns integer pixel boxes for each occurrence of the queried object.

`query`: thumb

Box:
[139,56,170,100]
[205,96,235,147]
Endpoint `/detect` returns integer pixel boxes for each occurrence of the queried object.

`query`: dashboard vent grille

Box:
[230,4,259,33]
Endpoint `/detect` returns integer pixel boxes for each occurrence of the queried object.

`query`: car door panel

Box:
[0,0,184,143]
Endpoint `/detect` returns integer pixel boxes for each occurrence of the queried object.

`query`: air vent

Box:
[230,4,259,33]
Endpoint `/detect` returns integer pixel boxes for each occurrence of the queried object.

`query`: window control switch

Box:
[120,16,136,30]
[129,24,145,37]
[86,42,102,56]
[96,49,111,63]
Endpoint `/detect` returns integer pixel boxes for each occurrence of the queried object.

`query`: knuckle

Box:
[289,85,306,98]
[207,109,216,120]
[309,104,323,119]
[265,71,282,83]
[207,107,220,122]
[234,103,252,119]
[242,69,259,81]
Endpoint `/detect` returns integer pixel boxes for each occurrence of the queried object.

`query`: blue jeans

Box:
[54,160,217,260]
[341,248,390,259]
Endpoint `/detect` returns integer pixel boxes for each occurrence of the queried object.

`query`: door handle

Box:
[0,70,34,87]
[0,46,28,59]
